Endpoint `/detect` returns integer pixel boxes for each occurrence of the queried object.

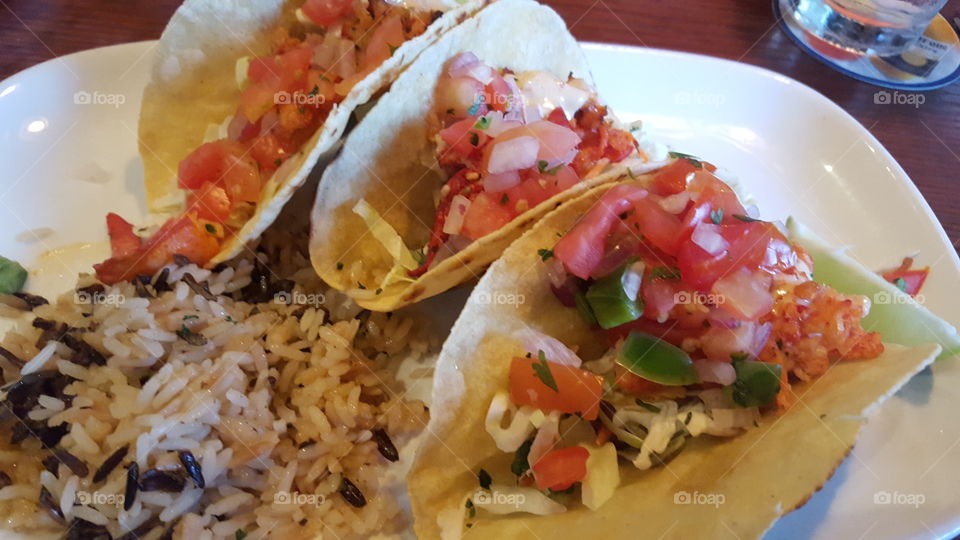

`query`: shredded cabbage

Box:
[485,392,536,452]
[580,442,619,510]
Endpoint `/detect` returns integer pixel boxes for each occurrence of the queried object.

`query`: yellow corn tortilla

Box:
[139,0,490,264]
[307,0,666,311]
[408,178,944,539]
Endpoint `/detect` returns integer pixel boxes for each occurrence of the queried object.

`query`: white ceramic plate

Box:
[0,41,957,540]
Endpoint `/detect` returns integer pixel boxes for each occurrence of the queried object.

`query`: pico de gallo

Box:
[352,52,643,286]
[95,0,456,284]
[881,256,929,297]
[471,156,885,517]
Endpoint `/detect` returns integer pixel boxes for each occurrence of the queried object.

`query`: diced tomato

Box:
[178,140,262,206]
[239,81,282,123]
[546,108,572,129]
[187,184,231,223]
[882,267,929,296]
[531,446,589,491]
[484,73,514,113]
[105,213,141,258]
[460,192,513,240]
[94,215,220,285]
[651,159,698,196]
[248,132,287,172]
[364,15,404,70]
[509,356,604,420]
[712,268,773,321]
[626,195,684,255]
[554,184,648,279]
[301,0,354,27]
[503,177,558,215]
[439,117,488,161]
[686,171,746,225]
[248,57,281,86]
[603,126,636,163]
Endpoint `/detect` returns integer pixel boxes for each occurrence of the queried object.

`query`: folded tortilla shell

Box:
[408,178,943,539]
[139,0,489,264]
[308,0,664,311]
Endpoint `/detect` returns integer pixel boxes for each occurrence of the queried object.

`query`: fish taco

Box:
[95,0,492,284]
[408,159,959,539]
[309,0,666,311]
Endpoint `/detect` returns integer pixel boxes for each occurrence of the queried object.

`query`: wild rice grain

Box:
[93,445,129,483]
[124,462,138,511]
[339,477,366,508]
[178,451,204,489]
[54,450,89,478]
[373,429,400,462]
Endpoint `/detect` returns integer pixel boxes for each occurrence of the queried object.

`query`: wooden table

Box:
[2,0,958,249]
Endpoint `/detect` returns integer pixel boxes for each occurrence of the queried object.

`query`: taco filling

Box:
[472,157,885,517]
[95,0,456,284]
[355,52,643,283]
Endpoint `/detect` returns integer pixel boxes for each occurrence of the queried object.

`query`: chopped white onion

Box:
[658,191,691,214]
[516,328,582,367]
[442,195,471,235]
[693,360,736,385]
[484,392,536,452]
[691,222,729,256]
[482,170,521,192]
[486,135,540,174]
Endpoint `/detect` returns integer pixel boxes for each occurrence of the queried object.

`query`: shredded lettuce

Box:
[235,56,251,90]
[579,443,619,510]
[352,199,421,288]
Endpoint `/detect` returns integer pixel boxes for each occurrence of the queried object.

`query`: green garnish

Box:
[446,108,455,115]
[375,288,383,295]
[649,266,681,280]
[388,44,399,55]
[0,256,27,294]
[336,262,344,270]
[730,352,750,362]
[537,160,562,175]
[538,249,554,261]
[894,277,907,293]
[478,469,492,490]
[733,214,763,223]
[236,530,248,540]
[465,499,476,518]
[511,438,533,476]
[726,360,782,407]
[635,399,661,413]
[574,289,598,326]
[584,260,644,329]
[412,248,426,266]
[274,158,282,167]
[668,151,703,168]
[500,193,509,205]
[469,132,479,146]
[225,316,237,324]
[474,117,491,130]
[710,208,724,225]
[532,350,559,392]
[357,282,366,290]
[617,331,699,386]
[309,85,319,96]
[205,224,217,234]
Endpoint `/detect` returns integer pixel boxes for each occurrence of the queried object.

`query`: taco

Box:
[308,0,666,311]
[94,0,491,284]
[408,158,959,539]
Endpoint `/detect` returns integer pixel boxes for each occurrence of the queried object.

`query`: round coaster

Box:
[774,0,960,91]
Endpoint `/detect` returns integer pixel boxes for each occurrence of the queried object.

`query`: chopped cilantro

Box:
[733,214,763,223]
[357,282,366,290]
[445,108,455,115]
[668,151,704,168]
[627,168,637,180]
[730,352,749,362]
[532,350,558,392]
[894,277,907,293]
[511,438,533,476]
[469,132,479,146]
[205,224,217,234]
[537,160,549,173]
[224,316,237,324]
[412,248,426,266]
[474,116,491,130]
[635,399,661,413]
[538,249,554,261]
[710,208,724,225]
[650,266,681,280]
[236,530,248,540]
[274,158,282,167]
[309,85,319,96]
[478,469,492,490]
[547,485,576,496]
[500,193,509,205]
[538,160,562,175]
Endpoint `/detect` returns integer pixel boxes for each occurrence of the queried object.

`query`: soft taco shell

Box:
[139,0,490,264]
[408,178,943,539]
[308,0,665,311]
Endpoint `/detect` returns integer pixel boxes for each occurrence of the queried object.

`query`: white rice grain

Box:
[20,341,58,375]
